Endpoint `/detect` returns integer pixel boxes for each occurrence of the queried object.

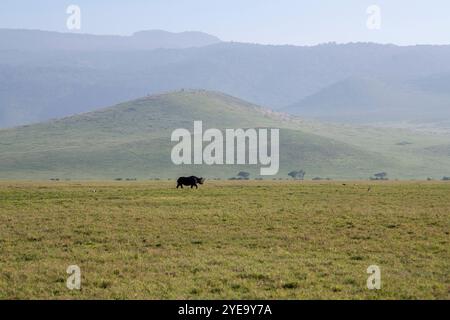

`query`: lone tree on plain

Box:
[237,171,250,180]
[372,172,388,180]
[288,170,306,180]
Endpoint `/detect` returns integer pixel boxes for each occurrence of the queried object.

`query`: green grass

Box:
[0,181,448,299]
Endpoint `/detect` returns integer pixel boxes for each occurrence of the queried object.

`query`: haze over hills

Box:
[0,90,449,180]
[282,77,450,123]
[1,29,450,128]
[0,29,221,51]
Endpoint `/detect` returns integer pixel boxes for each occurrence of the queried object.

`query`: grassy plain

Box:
[0,181,448,299]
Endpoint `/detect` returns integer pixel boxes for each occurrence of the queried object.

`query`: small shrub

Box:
[282,282,299,289]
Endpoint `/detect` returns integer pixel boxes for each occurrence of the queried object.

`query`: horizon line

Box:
[2,27,450,48]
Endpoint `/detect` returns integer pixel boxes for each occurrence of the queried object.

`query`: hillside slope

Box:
[0,91,449,180]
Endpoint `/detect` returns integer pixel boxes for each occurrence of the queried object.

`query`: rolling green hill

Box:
[0,90,449,180]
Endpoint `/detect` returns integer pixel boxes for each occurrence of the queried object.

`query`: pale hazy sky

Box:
[0,0,449,45]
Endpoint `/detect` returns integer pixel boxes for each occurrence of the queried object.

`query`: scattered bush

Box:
[288,170,306,180]
[396,141,412,146]
[237,171,250,179]
[370,172,388,180]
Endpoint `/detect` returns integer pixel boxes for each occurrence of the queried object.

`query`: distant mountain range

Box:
[0,90,449,180]
[0,29,221,51]
[1,29,450,128]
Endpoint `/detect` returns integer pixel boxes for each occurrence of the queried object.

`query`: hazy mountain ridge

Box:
[2,29,450,127]
[0,29,221,51]
[282,76,450,123]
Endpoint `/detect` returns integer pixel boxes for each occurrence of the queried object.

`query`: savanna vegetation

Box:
[0,180,448,299]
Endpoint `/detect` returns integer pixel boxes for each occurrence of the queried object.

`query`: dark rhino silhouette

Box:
[177,176,205,189]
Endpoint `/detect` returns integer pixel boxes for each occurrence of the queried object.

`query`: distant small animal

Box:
[177,176,205,189]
